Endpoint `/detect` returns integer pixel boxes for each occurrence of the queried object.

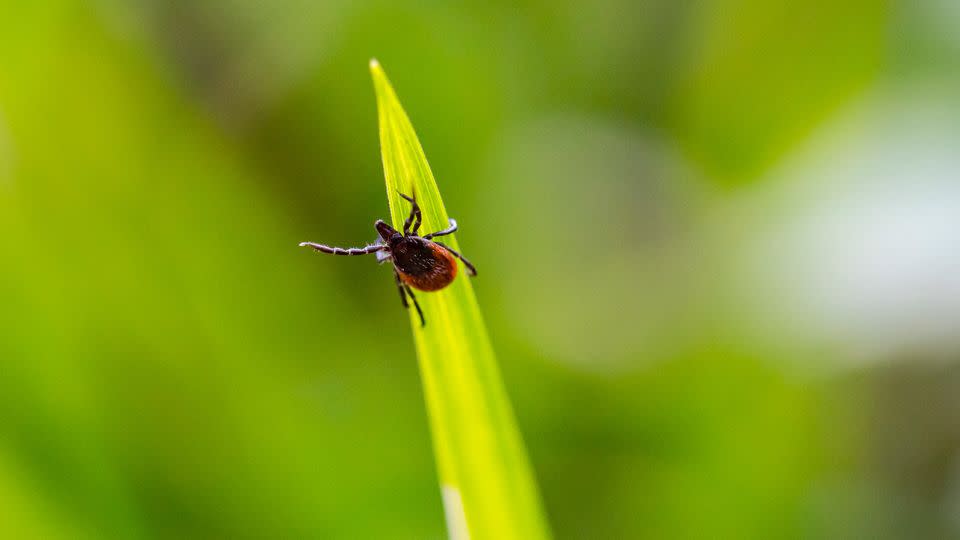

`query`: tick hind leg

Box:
[395,269,425,326]
[398,192,422,235]
[393,269,408,308]
[433,241,477,276]
[404,285,425,327]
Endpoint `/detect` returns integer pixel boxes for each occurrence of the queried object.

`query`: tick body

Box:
[299,193,476,326]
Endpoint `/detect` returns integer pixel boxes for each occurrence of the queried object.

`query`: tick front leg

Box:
[433,241,477,276]
[398,192,422,235]
[299,242,385,256]
[423,218,457,240]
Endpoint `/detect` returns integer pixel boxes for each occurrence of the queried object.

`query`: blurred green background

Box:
[2,1,960,538]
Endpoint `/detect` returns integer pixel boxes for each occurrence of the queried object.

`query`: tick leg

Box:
[433,241,477,276]
[423,218,457,240]
[398,192,422,235]
[395,269,425,326]
[393,269,409,307]
[299,242,385,256]
[403,284,426,327]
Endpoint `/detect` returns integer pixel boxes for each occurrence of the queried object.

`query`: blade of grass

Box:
[370,59,551,540]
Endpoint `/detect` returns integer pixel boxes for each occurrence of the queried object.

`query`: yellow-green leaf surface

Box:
[370,59,551,540]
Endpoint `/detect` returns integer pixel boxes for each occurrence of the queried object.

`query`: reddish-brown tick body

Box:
[386,233,458,291]
[300,193,476,326]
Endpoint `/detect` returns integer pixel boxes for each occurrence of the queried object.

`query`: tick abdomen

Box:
[393,240,457,291]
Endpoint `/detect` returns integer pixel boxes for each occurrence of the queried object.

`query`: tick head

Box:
[375,220,400,243]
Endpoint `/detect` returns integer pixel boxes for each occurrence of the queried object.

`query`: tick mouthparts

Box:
[375,219,399,240]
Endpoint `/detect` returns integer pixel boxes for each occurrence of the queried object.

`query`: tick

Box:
[299,192,477,326]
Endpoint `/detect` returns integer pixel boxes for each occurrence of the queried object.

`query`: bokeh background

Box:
[2,1,959,538]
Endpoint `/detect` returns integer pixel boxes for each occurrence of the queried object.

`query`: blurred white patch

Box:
[738,88,960,367]
[442,485,470,540]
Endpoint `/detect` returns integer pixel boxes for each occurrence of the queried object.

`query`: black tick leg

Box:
[299,242,385,256]
[394,269,409,308]
[398,192,422,235]
[395,269,425,326]
[423,218,458,240]
[433,241,477,276]
[403,284,425,326]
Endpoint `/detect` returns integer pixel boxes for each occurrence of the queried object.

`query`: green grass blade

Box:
[370,59,551,540]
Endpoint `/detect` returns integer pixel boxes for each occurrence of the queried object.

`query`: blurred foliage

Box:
[1,0,958,538]
[669,0,886,184]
